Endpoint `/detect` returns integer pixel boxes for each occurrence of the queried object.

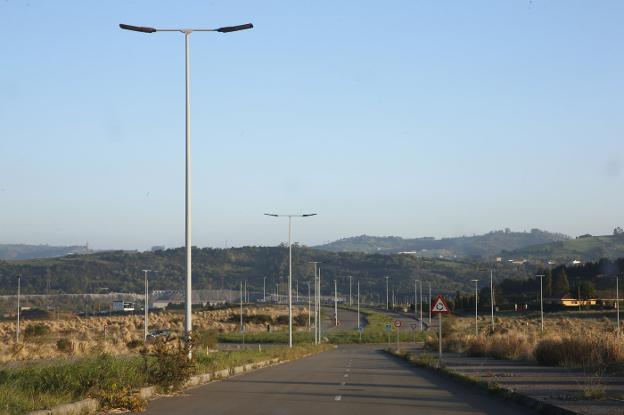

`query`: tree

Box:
[614,227,624,236]
[552,269,570,297]
[579,281,596,300]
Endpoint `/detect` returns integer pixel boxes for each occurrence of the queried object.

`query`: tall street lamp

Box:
[471,279,479,336]
[120,22,253,355]
[142,269,150,340]
[536,274,545,333]
[616,275,620,336]
[265,213,317,348]
[489,269,495,331]
[16,274,21,345]
[307,261,324,344]
[348,275,353,307]
[385,276,390,310]
[334,279,338,326]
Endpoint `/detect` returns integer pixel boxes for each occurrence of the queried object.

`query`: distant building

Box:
[112,300,135,312]
[545,294,597,307]
[151,246,165,252]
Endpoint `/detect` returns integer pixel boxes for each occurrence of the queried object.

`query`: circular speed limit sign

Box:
[393,319,402,328]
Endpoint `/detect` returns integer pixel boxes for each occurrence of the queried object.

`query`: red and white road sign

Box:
[431,295,450,314]
[393,319,402,328]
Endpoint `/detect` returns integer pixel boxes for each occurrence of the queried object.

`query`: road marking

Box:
[344,374,349,378]
[346,368,350,372]
[341,381,346,386]
[334,395,342,401]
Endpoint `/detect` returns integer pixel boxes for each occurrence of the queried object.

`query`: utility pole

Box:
[349,275,352,307]
[357,280,360,331]
[385,276,390,310]
[318,267,322,342]
[16,274,21,345]
[142,269,150,341]
[428,282,432,325]
[471,279,478,336]
[308,281,311,331]
[240,282,243,332]
[263,277,266,302]
[334,279,338,326]
[419,280,423,331]
[536,274,545,333]
[490,269,494,331]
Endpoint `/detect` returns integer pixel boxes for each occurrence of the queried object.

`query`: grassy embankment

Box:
[0,342,329,415]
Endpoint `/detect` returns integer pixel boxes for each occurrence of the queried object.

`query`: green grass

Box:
[0,344,330,415]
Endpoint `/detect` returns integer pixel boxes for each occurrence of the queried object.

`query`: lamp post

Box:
[419,280,423,331]
[334,279,338,326]
[428,282,432,325]
[265,213,317,348]
[471,279,478,336]
[490,269,494,331]
[263,277,266,302]
[414,280,418,320]
[307,281,311,331]
[536,274,545,333]
[142,269,150,340]
[616,275,620,336]
[348,275,353,307]
[385,276,390,310]
[307,261,324,344]
[16,274,21,345]
[357,280,361,331]
[120,22,253,356]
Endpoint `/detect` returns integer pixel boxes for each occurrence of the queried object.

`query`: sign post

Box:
[394,320,402,351]
[385,322,392,348]
[410,323,418,343]
[431,295,450,366]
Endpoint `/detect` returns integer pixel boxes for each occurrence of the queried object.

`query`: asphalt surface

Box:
[143,344,537,415]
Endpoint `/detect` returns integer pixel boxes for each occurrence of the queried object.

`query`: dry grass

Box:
[0,305,304,363]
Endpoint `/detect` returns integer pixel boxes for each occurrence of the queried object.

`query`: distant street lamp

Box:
[334,279,338,326]
[471,279,479,336]
[385,277,390,310]
[490,269,495,331]
[120,22,253,356]
[265,213,317,348]
[307,261,324,344]
[307,281,312,331]
[616,275,620,336]
[16,274,21,345]
[428,282,432,325]
[536,274,545,332]
[142,269,150,340]
[357,280,361,331]
[263,277,266,302]
[348,275,353,307]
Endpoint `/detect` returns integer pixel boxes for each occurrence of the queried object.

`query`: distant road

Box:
[144,344,536,414]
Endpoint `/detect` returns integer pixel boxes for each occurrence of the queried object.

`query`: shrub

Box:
[534,333,624,371]
[126,339,143,350]
[143,338,194,389]
[194,330,217,349]
[24,323,51,339]
[56,338,74,354]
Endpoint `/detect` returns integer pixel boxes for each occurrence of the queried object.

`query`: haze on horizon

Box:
[1,1,623,251]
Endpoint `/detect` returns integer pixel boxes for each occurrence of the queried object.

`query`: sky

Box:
[1,0,623,250]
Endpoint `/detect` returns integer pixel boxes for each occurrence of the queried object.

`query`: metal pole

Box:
[472,279,478,336]
[428,282,432,325]
[296,279,299,303]
[414,280,418,320]
[349,276,352,307]
[616,275,620,336]
[276,283,279,303]
[143,269,150,341]
[536,274,544,333]
[419,280,423,331]
[244,280,247,303]
[288,216,293,348]
[16,275,21,345]
[318,267,322,342]
[263,277,266,302]
[490,269,494,331]
[438,313,442,365]
[240,282,243,332]
[308,281,311,331]
[357,280,360,330]
[334,279,338,326]
[183,31,193,355]
[385,277,389,310]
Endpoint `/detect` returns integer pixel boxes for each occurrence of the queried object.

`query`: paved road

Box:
[144,344,536,415]
[322,306,362,332]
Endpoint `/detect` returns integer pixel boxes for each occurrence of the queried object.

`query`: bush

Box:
[228,314,273,324]
[126,339,143,350]
[194,330,217,349]
[294,314,308,326]
[56,338,74,354]
[534,333,624,371]
[24,323,50,339]
[143,339,194,389]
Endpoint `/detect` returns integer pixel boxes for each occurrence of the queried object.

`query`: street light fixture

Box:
[120,21,253,356]
[265,213,316,348]
[16,275,21,345]
[536,274,545,332]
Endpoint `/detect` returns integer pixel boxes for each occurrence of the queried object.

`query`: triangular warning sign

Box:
[431,295,450,314]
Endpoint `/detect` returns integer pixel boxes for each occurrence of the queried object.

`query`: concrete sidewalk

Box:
[400,347,624,415]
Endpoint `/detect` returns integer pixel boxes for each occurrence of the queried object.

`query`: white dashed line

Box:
[341,381,346,386]
[344,374,349,378]
[335,395,342,401]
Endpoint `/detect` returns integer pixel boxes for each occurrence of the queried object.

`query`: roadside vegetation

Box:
[0,339,329,415]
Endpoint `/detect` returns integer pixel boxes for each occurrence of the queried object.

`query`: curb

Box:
[385,349,580,415]
[26,398,99,415]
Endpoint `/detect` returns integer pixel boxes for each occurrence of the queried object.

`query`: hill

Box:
[504,234,624,263]
[0,244,88,261]
[0,246,532,301]
[315,229,569,258]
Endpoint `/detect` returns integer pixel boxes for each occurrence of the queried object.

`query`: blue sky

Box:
[1,1,623,250]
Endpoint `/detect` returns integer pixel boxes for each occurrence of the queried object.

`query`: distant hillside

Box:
[0,244,88,261]
[315,229,570,258]
[504,234,624,263]
[0,246,532,299]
